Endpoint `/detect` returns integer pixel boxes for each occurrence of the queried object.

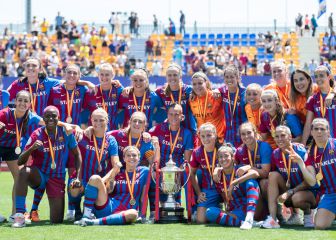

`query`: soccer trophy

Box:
[152,156,190,223]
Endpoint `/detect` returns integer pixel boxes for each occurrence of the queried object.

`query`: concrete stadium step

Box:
[129,38,147,63]
[298,37,320,68]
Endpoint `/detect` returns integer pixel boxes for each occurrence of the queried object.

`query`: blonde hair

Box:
[99,63,114,75]
[130,69,149,90]
[275,125,291,135]
[311,118,330,130]
[164,63,183,96]
[245,83,262,102]
[123,145,140,158]
[218,143,236,156]
[91,108,109,122]
[261,89,285,124]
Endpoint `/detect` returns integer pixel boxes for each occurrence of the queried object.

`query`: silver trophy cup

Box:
[152,157,190,223]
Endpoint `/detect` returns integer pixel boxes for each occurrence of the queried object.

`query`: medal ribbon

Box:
[13,111,23,149]
[281,151,292,184]
[125,170,136,202]
[100,85,112,112]
[44,128,58,169]
[203,148,217,184]
[93,133,106,167]
[247,141,259,167]
[170,86,182,105]
[65,85,75,120]
[128,133,141,148]
[319,90,331,118]
[133,91,147,113]
[169,127,181,156]
[197,91,209,120]
[314,141,328,178]
[28,79,39,113]
[228,88,239,121]
[222,168,235,208]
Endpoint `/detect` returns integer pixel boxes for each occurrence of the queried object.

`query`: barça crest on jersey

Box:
[207,104,212,109]
[39,84,45,90]
[75,90,80,96]
[329,149,334,155]
[145,98,150,103]
[59,136,64,142]
[112,94,117,98]
[178,137,183,141]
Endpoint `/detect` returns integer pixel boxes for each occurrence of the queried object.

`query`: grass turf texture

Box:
[0,172,335,240]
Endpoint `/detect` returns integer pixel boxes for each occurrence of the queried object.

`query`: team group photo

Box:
[0,0,335,239]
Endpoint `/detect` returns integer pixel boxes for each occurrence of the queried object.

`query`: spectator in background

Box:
[129,12,136,35]
[295,13,303,36]
[304,14,310,36]
[179,10,186,35]
[115,13,121,35]
[251,55,258,75]
[153,15,158,34]
[263,60,271,76]
[145,37,154,56]
[239,52,248,75]
[31,16,39,36]
[174,44,184,67]
[109,12,116,34]
[287,60,296,75]
[55,12,64,30]
[154,40,162,57]
[328,13,333,35]
[152,60,162,76]
[311,14,318,37]
[164,18,176,37]
[40,18,50,36]
[134,13,140,37]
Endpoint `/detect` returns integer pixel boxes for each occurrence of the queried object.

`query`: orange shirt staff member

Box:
[189,72,225,143]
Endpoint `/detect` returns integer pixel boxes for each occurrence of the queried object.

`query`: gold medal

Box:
[51,162,56,170]
[286,180,290,189]
[15,146,21,155]
[129,198,136,206]
[97,164,102,172]
[66,116,72,123]
[316,172,323,181]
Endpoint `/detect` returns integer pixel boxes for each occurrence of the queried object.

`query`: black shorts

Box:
[0,146,19,161]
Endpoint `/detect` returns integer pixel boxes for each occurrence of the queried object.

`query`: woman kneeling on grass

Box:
[75,143,159,226]
[207,144,260,230]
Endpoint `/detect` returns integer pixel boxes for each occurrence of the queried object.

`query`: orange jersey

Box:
[265,81,290,109]
[189,90,225,142]
[245,104,263,129]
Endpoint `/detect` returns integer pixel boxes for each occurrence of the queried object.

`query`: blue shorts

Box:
[36,169,65,198]
[94,198,114,218]
[317,193,336,214]
[197,188,221,208]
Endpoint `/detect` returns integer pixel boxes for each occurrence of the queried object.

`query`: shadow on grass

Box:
[0,219,79,228]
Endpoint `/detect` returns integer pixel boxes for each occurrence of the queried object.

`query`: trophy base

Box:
[156,207,187,224]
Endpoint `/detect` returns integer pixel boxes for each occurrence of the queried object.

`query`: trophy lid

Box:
[161,158,183,172]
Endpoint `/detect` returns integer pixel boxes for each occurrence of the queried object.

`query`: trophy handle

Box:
[151,162,158,185]
[180,162,191,190]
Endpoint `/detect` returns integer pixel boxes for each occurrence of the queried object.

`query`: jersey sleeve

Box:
[65,130,78,150]
[107,135,118,157]
[259,113,269,133]
[1,90,10,108]
[143,142,155,161]
[184,129,194,151]
[24,131,38,151]
[7,80,19,101]
[260,142,272,165]
[190,150,200,168]
[286,114,303,137]
[305,95,315,112]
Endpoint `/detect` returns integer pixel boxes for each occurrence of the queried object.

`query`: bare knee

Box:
[315,222,330,230]
[88,175,103,187]
[124,209,138,223]
[268,171,281,182]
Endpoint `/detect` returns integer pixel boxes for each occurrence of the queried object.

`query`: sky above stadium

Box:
[0,0,334,27]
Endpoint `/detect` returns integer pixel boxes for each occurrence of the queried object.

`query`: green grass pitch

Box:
[0,172,335,240]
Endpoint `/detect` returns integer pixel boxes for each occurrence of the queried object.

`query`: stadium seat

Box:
[191,40,198,46]
[257,54,265,60]
[183,33,190,39]
[233,33,239,39]
[250,40,256,46]
[183,40,190,47]
[257,47,265,53]
[241,34,248,39]
[192,33,199,39]
[233,40,240,46]
[208,33,215,39]
[216,33,223,39]
[200,40,206,46]
[266,54,274,61]
[224,33,231,39]
[241,40,248,46]
[216,40,223,46]
[208,40,215,45]
[224,40,231,46]
[249,33,256,39]
[200,33,207,39]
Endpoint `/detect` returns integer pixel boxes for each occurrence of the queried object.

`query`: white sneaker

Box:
[240,219,253,230]
[74,218,94,227]
[11,213,26,228]
[65,212,75,221]
[0,214,6,223]
[8,214,15,223]
[285,213,303,225]
[261,215,280,229]
[304,214,314,228]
